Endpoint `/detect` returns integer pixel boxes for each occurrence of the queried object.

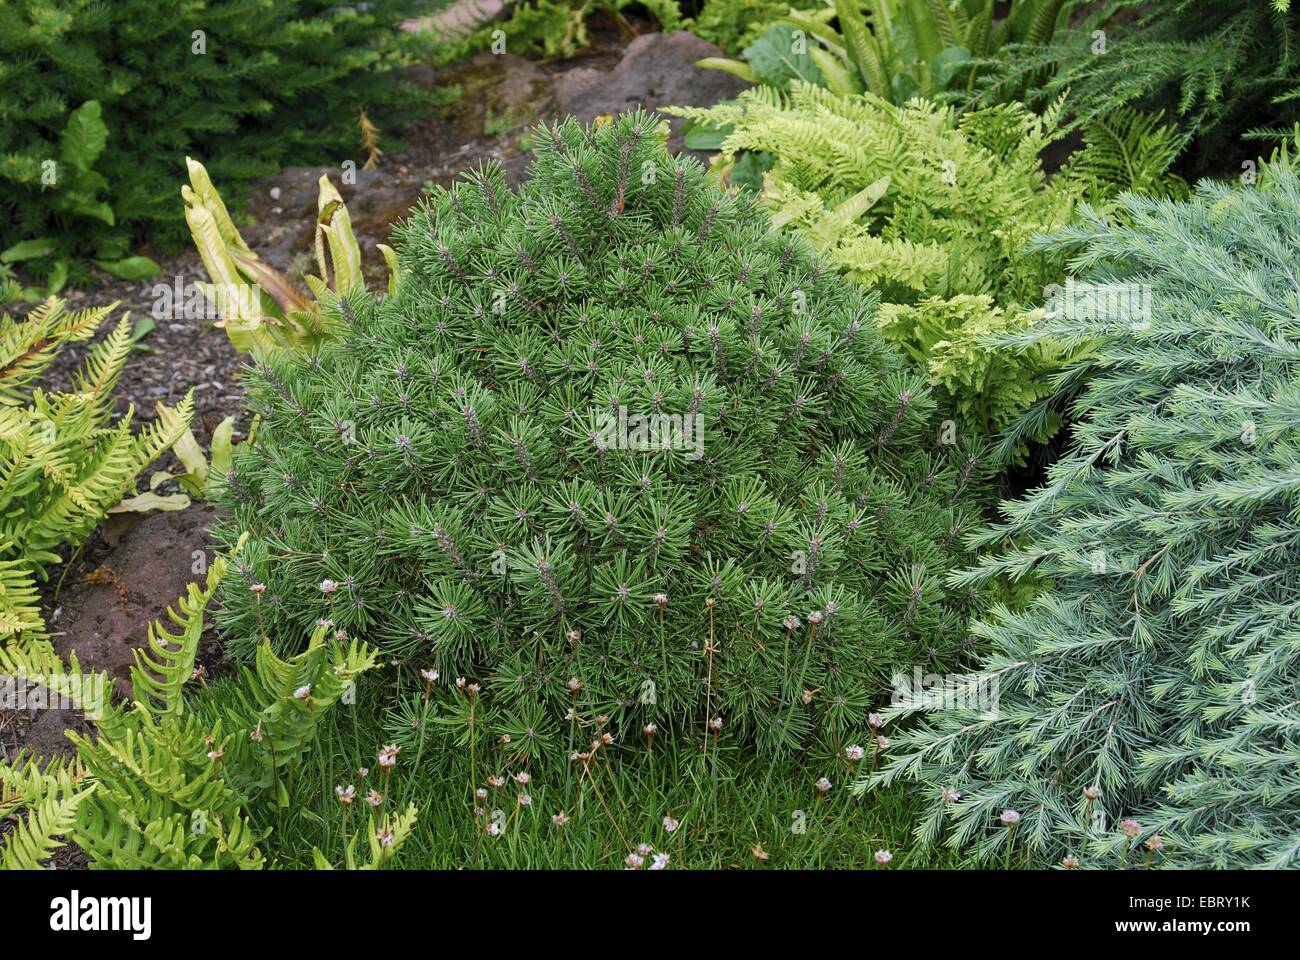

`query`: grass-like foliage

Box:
[267,675,963,869]
[0,298,190,644]
[866,157,1300,869]
[215,112,992,758]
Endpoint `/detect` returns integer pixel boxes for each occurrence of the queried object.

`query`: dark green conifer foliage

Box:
[217,113,990,755]
[0,0,442,284]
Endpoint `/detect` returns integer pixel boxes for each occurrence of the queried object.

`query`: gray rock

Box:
[552,32,750,155]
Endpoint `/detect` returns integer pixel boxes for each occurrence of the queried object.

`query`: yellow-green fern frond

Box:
[131,550,228,717]
[0,299,112,404]
[0,782,90,870]
[0,558,45,642]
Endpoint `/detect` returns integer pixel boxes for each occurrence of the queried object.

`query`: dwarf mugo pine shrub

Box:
[218,113,990,755]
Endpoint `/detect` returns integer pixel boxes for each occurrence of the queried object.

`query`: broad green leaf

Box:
[94,256,160,280]
[695,57,758,84]
[1,238,55,263]
[130,315,156,344]
[60,101,109,172]
[45,260,68,294]
[929,46,971,92]
[682,121,731,151]
[741,25,822,90]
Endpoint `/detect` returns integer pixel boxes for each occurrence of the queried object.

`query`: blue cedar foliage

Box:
[215,113,992,757]
[866,162,1300,868]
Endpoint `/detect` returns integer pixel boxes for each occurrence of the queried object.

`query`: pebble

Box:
[270,186,282,200]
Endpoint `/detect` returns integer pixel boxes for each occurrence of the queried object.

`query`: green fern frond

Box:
[1067,108,1190,203]
[0,558,45,642]
[0,300,112,405]
[131,550,229,717]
